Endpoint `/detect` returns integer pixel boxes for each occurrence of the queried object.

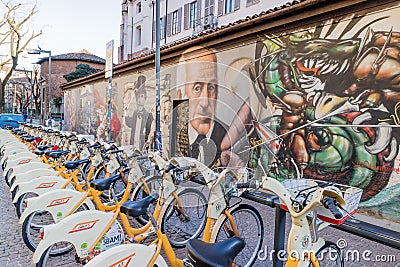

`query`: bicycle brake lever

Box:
[337,205,355,219]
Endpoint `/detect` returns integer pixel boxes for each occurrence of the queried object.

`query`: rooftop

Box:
[36,50,105,64]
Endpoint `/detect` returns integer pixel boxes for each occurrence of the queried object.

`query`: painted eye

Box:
[194,84,202,93]
[208,84,216,96]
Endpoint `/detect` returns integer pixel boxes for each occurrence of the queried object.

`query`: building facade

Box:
[37,50,105,120]
[118,0,288,63]
[64,0,400,227]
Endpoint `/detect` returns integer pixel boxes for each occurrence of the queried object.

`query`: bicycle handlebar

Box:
[236,180,260,189]
[322,196,342,219]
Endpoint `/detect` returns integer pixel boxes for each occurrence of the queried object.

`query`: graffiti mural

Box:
[64,4,400,223]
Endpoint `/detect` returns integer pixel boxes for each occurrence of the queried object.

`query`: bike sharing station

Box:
[3,0,400,266]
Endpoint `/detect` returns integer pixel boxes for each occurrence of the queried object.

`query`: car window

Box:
[0,114,24,122]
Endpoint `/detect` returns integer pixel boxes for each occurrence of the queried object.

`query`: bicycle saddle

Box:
[186,237,245,267]
[90,173,121,191]
[23,136,35,143]
[34,149,45,156]
[37,145,51,151]
[120,193,159,217]
[64,158,90,169]
[49,150,71,159]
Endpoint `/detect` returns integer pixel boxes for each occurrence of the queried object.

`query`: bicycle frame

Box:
[83,161,245,267]
[31,153,188,264]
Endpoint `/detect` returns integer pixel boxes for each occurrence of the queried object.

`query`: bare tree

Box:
[0,0,41,113]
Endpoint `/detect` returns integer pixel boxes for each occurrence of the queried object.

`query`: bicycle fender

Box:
[1,148,29,165]
[4,156,39,173]
[5,151,36,162]
[84,243,168,267]
[32,210,114,263]
[10,168,57,192]
[12,176,66,203]
[7,162,50,184]
[18,189,95,224]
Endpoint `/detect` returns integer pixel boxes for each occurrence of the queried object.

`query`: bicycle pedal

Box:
[125,236,137,244]
[179,215,190,222]
[183,258,194,267]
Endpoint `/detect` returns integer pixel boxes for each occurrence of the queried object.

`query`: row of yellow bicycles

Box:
[0,123,362,267]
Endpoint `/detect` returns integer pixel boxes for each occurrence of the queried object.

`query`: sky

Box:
[19,0,121,68]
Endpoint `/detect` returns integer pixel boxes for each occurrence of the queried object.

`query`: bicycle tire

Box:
[130,175,162,225]
[311,241,343,267]
[36,244,82,267]
[211,203,264,267]
[15,192,38,218]
[93,165,128,200]
[22,203,89,256]
[5,168,12,187]
[160,187,208,248]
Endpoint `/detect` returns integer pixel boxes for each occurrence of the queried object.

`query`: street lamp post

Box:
[28,48,52,122]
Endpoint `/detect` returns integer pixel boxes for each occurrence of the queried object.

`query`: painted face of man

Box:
[184,54,217,135]
[136,92,146,111]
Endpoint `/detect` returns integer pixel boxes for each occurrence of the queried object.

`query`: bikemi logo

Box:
[109,253,136,267]
[35,182,57,189]
[18,158,32,165]
[68,220,99,234]
[46,196,72,207]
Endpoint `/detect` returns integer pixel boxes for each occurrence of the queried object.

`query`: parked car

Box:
[0,113,25,129]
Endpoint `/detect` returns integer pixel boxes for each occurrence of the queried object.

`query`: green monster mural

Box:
[239,15,400,221]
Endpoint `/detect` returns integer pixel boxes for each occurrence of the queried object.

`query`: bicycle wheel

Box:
[22,204,89,256]
[311,241,343,267]
[160,187,208,248]
[93,166,128,200]
[212,203,264,267]
[15,192,38,218]
[5,168,12,187]
[36,244,82,267]
[131,175,162,225]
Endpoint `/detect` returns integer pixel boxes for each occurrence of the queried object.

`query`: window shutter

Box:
[167,13,172,37]
[183,4,189,30]
[178,7,182,33]
[210,0,215,15]
[205,0,209,16]
[196,0,202,25]
[152,20,155,42]
[217,0,224,16]
[234,0,240,10]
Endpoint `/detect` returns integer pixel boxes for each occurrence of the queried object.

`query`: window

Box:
[205,0,215,17]
[225,0,234,14]
[167,8,182,36]
[136,2,142,13]
[136,25,142,46]
[218,0,239,16]
[172,10,179,35]
[189,1,198,29]
[246,0,260,6]
[160,17,165,39]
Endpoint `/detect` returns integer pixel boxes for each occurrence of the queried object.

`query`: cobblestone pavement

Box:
[1,167,399,267]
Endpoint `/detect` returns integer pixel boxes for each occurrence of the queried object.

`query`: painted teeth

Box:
[313,91,321,107]
[337,60,349,74]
